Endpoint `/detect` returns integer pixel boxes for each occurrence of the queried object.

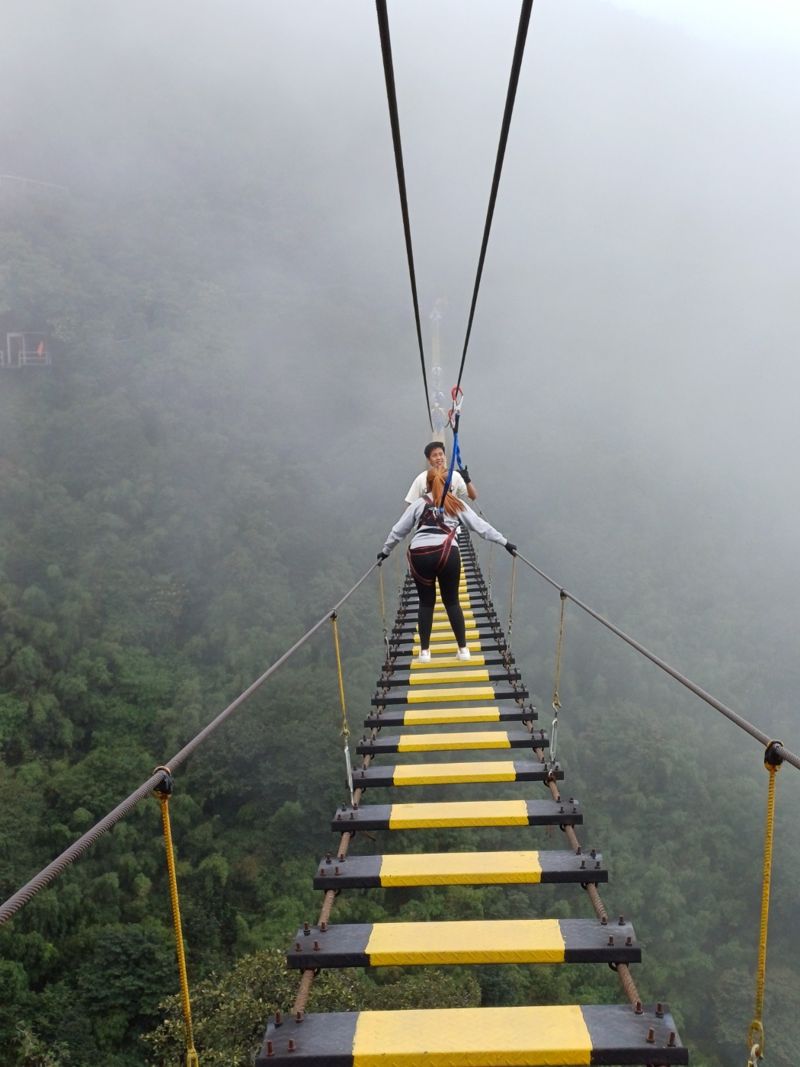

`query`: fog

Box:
[3,0,798,712]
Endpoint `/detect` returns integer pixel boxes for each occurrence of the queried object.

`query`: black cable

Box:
[457,0,533,390]
[375,0,433,430]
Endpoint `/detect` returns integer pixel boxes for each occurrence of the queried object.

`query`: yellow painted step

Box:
[410,639,482,654]
[366,918,565,965]
[394,730,513,751]
[388,799,531,828]
[409,654,486,669]
[409,669,491,685]
[380,850,544,885]
[392,760,516,785]
[405,685,497,704]
[401,706,501,724]
[354,1005,591,1064]
[414,630,480,644]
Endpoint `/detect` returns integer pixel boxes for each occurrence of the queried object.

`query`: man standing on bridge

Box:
[404,441,478,506]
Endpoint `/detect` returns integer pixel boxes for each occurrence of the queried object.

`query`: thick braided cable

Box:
[375,0,433,428]
[456,0,533,389]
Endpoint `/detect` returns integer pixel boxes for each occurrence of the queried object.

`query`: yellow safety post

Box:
[330,613,354,804]
[153,767,200,1067]
[746,741,783,1066]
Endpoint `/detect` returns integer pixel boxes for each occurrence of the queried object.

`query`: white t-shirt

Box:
[405,469,468,505]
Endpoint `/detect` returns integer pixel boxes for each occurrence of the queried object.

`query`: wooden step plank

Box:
[372,684,528,705]
[377,666,521,688]
[287,918,639,968]
[393,619,499,635]
[331,797,579,830]
[313,849,606,889]
[364,705,537,727]
[389,637,505,654]
[387,651,510,669]
[256,1004,687,1065]
[357,729,546,754]
[352,757,555,788]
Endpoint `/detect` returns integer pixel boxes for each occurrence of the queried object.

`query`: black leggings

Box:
[408,546,465,650]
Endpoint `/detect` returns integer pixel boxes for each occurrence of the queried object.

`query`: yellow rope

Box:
[378,565,387,632]
[486,539,495,591]
[330,613,350,739]
[330,614,354,804]
[507,553,517,644]
[154,770,199,1067]
[552,592,567,712]
[746,748,781,1064]
[548,592,567,766]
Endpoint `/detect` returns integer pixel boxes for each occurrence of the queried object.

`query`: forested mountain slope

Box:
[1,180,799,1067]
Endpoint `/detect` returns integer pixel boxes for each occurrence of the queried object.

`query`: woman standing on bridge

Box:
[378,467,515,662]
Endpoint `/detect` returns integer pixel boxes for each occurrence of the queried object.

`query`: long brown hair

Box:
[426,467,465,516]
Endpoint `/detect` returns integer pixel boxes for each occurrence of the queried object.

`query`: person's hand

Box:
[504,542,517,556]
[377,551,389,564]
[458,464,471,484]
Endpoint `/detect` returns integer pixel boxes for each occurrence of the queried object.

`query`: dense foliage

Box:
[1,189,798,1066]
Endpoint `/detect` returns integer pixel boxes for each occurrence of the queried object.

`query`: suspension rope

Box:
[486,539,496,595]
[378,564,390,659]
[746,742,783,1065]
[549,591,567,767]
[375,0,433,429]
[330,612,355,805]
[153,768,200,1067]
[515,550,800,772]
[456,0,533,390]
[507,552,517,648]
[0,562,378,926]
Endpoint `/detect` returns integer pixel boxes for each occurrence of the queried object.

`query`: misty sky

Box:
[2,0,799,602]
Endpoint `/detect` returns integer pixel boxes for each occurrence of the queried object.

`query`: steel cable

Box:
[456,0,533,390]
[375,0,433,429]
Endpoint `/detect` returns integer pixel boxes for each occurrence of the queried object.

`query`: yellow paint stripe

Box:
[379,850,543,886]
[411,639,482,654]
[414,630,480,643]
[402,706,501,725]
[406,685,496,703]
[410,655,486,669]
[408,669,491,685]
[392,760,516,785]
[396,731,511,752]
[433,609,475,619]
[353,1005,592,1066]
[388,800,529,828]
[365,919,565,965]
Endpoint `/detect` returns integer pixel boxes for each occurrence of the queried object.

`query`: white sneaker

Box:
[418,648,431,663]
[456,647,471,661]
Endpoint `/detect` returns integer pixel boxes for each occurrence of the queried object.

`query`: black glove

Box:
[504,542,517,556]
[458,464,471,484]
[377,551,389,565]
